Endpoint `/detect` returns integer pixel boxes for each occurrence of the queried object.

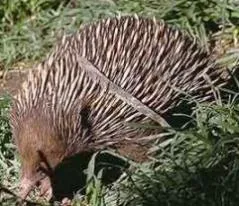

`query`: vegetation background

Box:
[0,0,239,205]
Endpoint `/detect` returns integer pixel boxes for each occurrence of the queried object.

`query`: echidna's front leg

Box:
[39,176,53,201]
[19,177,35,200]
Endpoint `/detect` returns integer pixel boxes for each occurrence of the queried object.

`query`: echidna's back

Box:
[12,15,234,154]
[50,16,226,116]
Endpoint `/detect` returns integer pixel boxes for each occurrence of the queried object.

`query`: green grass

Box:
[106,101,239,206]
[0,0,238,69]
[0,96,20,204]
[0,0,239,205]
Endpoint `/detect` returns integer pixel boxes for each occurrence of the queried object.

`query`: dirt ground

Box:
[0,70,28,96]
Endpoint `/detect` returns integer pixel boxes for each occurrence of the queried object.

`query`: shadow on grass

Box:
[50,151,129,201]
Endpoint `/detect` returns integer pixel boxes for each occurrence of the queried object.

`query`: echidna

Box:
[10,15,233,200]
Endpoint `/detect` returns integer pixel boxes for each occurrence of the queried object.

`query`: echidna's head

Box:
[12,112,66,200]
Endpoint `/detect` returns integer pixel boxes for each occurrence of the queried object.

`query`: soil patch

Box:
[0,70,28,96]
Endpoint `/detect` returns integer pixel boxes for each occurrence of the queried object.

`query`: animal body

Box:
[10,15,232,200]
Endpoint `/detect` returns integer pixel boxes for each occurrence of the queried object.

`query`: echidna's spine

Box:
[11,15,230,152]
[49,15,226,110]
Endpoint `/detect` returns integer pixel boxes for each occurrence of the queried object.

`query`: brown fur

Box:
[13,107,66,199]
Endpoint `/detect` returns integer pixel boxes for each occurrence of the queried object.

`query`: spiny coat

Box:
[10,15,231,200]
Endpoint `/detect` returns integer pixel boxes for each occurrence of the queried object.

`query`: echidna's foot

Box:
[61,197,72,206]
[39,177,53,201]
[19,177,35,200]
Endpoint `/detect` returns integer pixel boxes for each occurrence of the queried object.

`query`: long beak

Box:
[19,177,35,200]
